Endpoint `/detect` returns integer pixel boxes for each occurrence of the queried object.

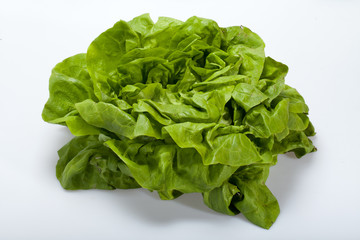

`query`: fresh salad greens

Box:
[42,14,316,229]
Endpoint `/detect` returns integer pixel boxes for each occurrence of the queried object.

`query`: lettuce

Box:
[42,14,316,229]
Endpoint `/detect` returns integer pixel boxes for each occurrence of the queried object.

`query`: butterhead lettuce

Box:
[42,14,316,229]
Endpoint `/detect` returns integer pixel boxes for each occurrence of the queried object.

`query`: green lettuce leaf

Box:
[56,135,139,190]
[204,164,279,229]
[42,53,97,124]
[43,14,316,229]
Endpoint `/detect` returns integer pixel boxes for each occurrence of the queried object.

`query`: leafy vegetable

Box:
[42,14,316,229]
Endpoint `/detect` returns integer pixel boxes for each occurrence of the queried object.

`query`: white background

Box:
[1,0,360,239]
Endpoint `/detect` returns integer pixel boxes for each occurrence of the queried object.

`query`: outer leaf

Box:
[56,135,139,190]
[244,99,290,138]
[224,26,265,84]
[86,20,140,100]
[203,164,279,229]
[128,13,154,37]
[75,99,136,138]
[133,89,229,124]
[231,165,280,229]
[163,122,262,166]
[258,57,288,105]
[42,53,97,123]
[65,116,101,136]
[105,139,238,198]
[203,181,240,216]
[273,84,309,113]
[232,82,268,111]
[143,16,183,48]
[272,131,316,157]
[170,16,223,49]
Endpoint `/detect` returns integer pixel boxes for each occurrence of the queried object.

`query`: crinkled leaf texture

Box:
[42,14,316,229]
